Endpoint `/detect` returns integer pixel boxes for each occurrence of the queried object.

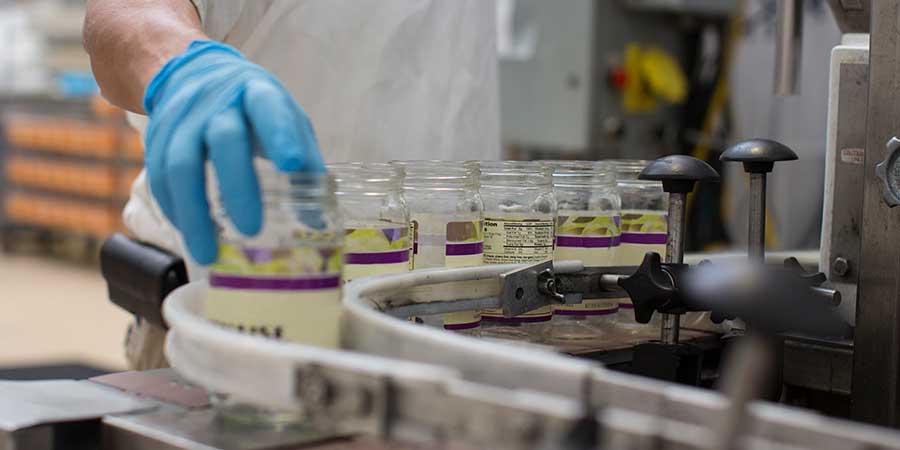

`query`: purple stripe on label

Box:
[482,314,551,324]
[621,233,667,245]
[618,302,634,309]
[445,320,481,330]
[446,241,484,256]
[345,250,409,265]
[209,274,340,291]
[553,308,618,317]
[556,235,616,248]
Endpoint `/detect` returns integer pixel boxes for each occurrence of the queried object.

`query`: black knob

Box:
[618,252,674,323]
[783,257,827,286]
[639,155,720,194]
[720,139,798,173]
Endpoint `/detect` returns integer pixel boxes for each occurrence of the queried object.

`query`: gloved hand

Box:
[144,40,323,265]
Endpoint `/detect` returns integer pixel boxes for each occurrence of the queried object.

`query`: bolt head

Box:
[832,257,850,277]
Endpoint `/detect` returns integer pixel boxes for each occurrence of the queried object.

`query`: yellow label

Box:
[343,226,410,283]
[618,211,667,266]
[554,215,620,267]
[208,243,343,347]
[483,218,555,264]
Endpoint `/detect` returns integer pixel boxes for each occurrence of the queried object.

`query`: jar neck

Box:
[479,161,552,189]
[614,159,652,181]
[394,160,477,191]
[260,171,337,206]
[328,162,401,196]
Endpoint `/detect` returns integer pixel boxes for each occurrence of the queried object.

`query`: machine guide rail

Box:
[129,256,877,450]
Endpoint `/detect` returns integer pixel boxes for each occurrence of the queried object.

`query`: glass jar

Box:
[394,160,484,335]
[329,162,410,284]
[207,161,344,347]
[478,161,557,341]
[545,161,622,343]
[614,159,668,336]
[206,159,343,428]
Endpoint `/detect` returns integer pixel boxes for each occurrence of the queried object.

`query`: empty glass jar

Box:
[329,162,410,284]
[207,160,344,348]
[394,160,484,334]
[478,161,557,340]
[614,159,667,335]
[546,161,621,343]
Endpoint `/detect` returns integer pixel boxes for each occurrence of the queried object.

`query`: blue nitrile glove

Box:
[144,40,324,265]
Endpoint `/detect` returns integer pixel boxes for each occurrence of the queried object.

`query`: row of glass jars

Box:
[325,159,669,344]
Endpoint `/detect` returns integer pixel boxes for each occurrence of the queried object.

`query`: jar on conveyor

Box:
[207,160,344,348]
[393,160,484,335]
[329,162,410,284]
[478,161,557,342]
[614,159,668,335]
[545,161,621,344]
[206,160,343,428]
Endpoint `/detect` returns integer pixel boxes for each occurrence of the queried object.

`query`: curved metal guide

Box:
[164,262,900,450]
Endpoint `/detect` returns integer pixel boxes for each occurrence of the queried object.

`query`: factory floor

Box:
[0,253,130,373]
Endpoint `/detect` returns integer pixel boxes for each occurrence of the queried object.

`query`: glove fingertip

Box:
[231,204,263,237]
[187,233,219,266]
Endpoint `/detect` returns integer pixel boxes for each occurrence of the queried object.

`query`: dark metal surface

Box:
[662,193,687,344]
[827,0,870,33]
[783,337,853,396]
[824,62,868,326]
[852,0,900,426]
[720,139,800,165]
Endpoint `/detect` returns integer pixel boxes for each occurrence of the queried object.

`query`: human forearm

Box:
[83,0,207,112]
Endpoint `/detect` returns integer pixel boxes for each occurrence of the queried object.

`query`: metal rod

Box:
[715,333,774,449]
[774,0,803,96]
[748,173,767,263]
[661,192,687,344]
[386,297,501,319]
[599,274,626,292]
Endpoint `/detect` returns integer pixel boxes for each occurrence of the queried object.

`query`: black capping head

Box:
[639,155,720,194]
[721,139,798,173]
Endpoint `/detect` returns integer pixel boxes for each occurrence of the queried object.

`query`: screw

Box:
[298,372,334,409]
[832,257,850,278]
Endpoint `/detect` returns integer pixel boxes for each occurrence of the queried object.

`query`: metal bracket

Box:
[499,261,558,317]
[295,361,588,450]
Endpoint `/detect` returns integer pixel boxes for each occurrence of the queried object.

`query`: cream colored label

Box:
[482,218,554,320]
[618,243,667,266]
[443,221,484,326]
[554,299,619,314]
[207,243,343,347]
[618,211,667,266]
[554,215,619,313]
[207,288,342,347]
[444,253,484,267]
[343,262,409,283]
[483,218,555,264]
[343,227,410,283]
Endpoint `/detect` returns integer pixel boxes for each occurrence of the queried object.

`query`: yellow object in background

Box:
[641,47,688,104]
[622,44,688,113]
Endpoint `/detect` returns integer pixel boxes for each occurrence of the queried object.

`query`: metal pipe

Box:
[661,192,687,344]
[748,173,767,263]
[774,0,803,96]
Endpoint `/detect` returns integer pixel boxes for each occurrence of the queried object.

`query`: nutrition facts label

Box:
[483,218,555,264]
